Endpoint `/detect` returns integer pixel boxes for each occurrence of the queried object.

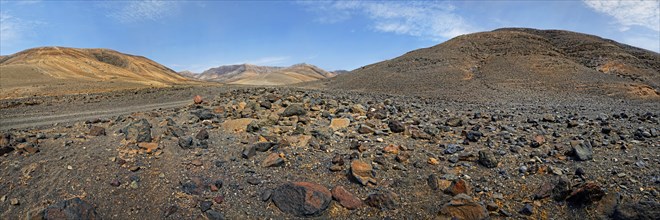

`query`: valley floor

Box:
[0,85,658,219]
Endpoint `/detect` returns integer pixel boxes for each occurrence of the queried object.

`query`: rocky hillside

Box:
[196,63,335,85]
[323,28,660,101]
[0,47,193,99]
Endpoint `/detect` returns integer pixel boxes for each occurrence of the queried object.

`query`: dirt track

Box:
[0,100,190,130]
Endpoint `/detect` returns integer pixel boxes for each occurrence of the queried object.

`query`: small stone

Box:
[383,144,400,154]
[428,157,439,165]
[129,166,140,172]
[282,104,306,117]
[444,144,464,155]
[332,154,344,165]
[350,160,376,186]
[89,126,106,136]
[164,205,178,217]
[446,117,463,127]
[137,142,158,153]
[439,194,488,220]
[331,186,363,210]
[329,118,350,131]
[271,182,332,217]
[110,179,121,187]
[262,153,284,167]
[67,165,73,170]
[10,198,19,205]
[542,114,556,122]
[388,120,406,133]
[478,150,498,168]
[364,191,397,210]
[191,159,203,166]
[329,165,343,172]
[428,174,440,190]
[486,202,498,211]
[178,136,194,149]
[242,146,256,159]
[395,152,410,163]
[571,140,593,161]
[247,177,261,185]
[205,210,225,220]
[130,180,139,189]
[193,95,203,104]
[444,179,470,196]
[358,124,375,134]
[520,203,534,216]
[214,195,224,204]
[200,201,213,212]
[196,129,209,140]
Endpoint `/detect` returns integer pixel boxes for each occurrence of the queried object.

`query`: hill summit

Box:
[324,28,659,101]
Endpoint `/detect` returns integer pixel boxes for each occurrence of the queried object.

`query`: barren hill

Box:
[0,47,192,99]
[323,28,659,101]
[197,63,334,85]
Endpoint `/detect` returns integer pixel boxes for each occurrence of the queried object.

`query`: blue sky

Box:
[1,0,658,73]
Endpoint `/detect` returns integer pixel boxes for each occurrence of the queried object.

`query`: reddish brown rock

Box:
[566,182,605,207]
[439,194,488,220]
[383,144,400,154]
[364,191,398,210]
[350,160,376,186]
[444,179,471,196]
[193,95,203,104]
[137,142,158,153]
[271,182,332,217]
[331,186,363,210]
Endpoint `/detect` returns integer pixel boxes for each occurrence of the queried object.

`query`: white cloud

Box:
[107,1,178,23]
[302,1,477,40]
[242,56,291,66]
[584,0,660,32]
[0,12,40,52]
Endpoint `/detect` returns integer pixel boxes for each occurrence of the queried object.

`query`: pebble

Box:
[200,201,213,212]
[350,160,376,186]
[10,198,19,205]
[520,203,534,215]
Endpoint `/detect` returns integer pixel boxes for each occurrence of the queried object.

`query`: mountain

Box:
[0,47,193,99]
[177,70,197,78]
[331,70,350,75]
[196,63,334,85]
[323,28,659,101]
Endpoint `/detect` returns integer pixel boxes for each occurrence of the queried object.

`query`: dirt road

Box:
[0,99,190,130]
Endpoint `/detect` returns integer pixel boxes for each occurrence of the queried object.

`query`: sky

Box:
[1,0,659,73]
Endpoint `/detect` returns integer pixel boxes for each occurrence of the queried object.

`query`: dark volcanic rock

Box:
[192,109,215,120]
[196,129,209,140]
[438,194,488,220]
[271,182,332,217]
[446,118,463,127]
[242,146,256,159]
[39,197,98,220]
[282,104,307,117]
[388,120,406,133]
[566,182,605,207]
[178,136,194,149]
[262,153,284,167]
[364,191,398,210]
[123,119,152,142]
[571,140,593,161]
[478,150,498,168]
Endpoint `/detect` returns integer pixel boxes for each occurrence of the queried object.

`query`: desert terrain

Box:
[0,28,658,220]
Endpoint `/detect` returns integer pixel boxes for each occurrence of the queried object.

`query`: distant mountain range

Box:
[179,63,336,85]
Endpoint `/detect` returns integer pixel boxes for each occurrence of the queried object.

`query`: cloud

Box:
[242,56,291,66]
[107,0,178,23]
[0,12,40,52]
[302,1,477,40]
[584,0,660,32]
